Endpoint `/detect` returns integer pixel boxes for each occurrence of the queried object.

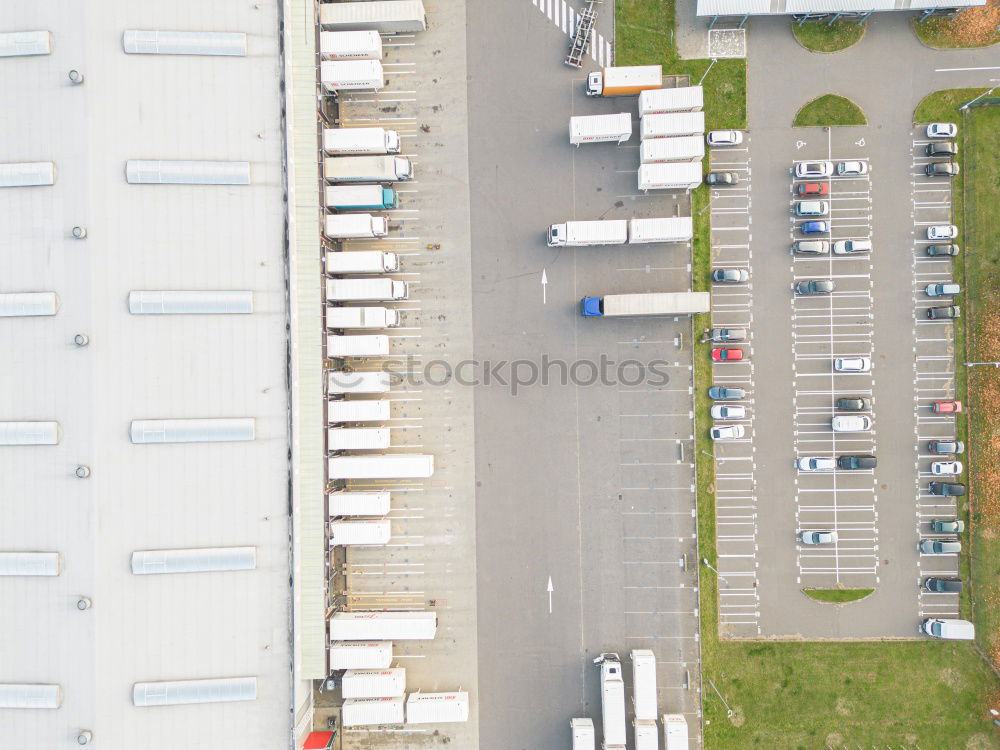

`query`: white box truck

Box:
[326,250,399,274]
[329,611,437,640]
[321,60,383,92]
[587,65,662,96]
[326,335,390,358]
[571,717,596,750]
[328,454,434,479]
[327,306,400,330]
[547,220,628,247]
[639,85,704,116]
[663,714,689,750]
[631,649,658,721]
[596,654,626,750]
[639,135,705,164]
[325,214,389,240]
[569,113,632,146]
[342,697,405,727]
[326,278,408,302]
[325,155,413,183]
[330,518,392,546]
[406,692,470,724]
[342,668,406,699]
[327,370,393,395]
[320,0,427,33]
[638,163,702,192]
[326,185,398,211]
[320,30,383,60]
[324,127,400,155]
[328,427,391,450]
[635,720,659,750]
[328,399,391,422]
[328,490,392,517]
[582,291,710,317]
[329,641,393,671]
[629,217,693,244]
[640,112,706,139]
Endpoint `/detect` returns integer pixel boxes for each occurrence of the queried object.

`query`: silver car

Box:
[834,357,871,372]
[919,539,961,555]
[710,424,745,441]
[833,239,872,255]
[795,279,835,295]
[711,405,746,420]
[801,530,838,545]
[797,456,836,472]
[794,161,833,179]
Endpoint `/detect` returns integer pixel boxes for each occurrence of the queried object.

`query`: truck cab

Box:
[586,71,603,96]
[581,297,604,316]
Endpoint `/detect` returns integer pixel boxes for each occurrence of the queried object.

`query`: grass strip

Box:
[793,94,867,127]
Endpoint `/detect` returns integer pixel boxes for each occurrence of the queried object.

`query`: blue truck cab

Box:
[581,296,604,316]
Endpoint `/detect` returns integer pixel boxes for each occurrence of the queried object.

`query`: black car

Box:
[705,171,738,186]
[928,482,967,496]
[925,161,960,177]
[837,397,871,412]
[708,386,745,400]
[927,306,960,320]
[927,244,959,257]
[795,279,835,295]
[925,142,958,157]
[924,577,963,593]
[838,454,877,470]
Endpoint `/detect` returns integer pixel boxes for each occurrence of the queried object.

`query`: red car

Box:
[712,347,744,362]
[797,182,829,196]
[933,400,963,413]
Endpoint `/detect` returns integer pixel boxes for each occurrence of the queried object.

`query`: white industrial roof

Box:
[0,3,290,749]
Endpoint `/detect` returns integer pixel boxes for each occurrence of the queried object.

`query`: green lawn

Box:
[802,588,875,604]
[912,5,1000,49]
[615,0,746,128]
[793,94,867,127]
[791,19,866,52]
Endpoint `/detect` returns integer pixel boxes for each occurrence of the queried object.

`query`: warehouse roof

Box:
[0,4,291,748]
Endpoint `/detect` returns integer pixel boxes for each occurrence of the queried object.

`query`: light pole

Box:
[960,87,995,110]
[701,557,729,583]
[698,58,718,86]
[708,679,734,718]
[966,361,1000,367]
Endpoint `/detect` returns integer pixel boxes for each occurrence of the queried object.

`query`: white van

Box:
[922,618,974,640]
[794,200,829,217]
[831,415,872,432]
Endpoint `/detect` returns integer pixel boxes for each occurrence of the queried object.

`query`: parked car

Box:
[923,577,963,593]
[926,141,958,157]
[797,182,829,196]
[709,327,748,343]
[838,454,877,470]
[922,618,974,640]
[920,538,961,554]
[837,397,871,411]
[709,386,745,400]
[792,240,830,255]
[710,424,745,441]
[795,279,835,295]
[712,347,744,362]
[926,122,958,138]
[707,130,743,146]
[833,239,872,255]
[800,221,830,235]
[711,404,746,420]
[795,161,833,178]
[712,268,749,283]
[925,283,961,297]
[928,439,964,455]
[800,530,837,545]
[836,160,867,176]
[931,518,965,533]
[794,200,829,217]
[834,357,871,372]
[927,225,958,240]
[928,481,966,496]
[797,456,836,472]
[933,400,962,413]
[832,415,872,432]
[927,305,960,319]
[931,461,963,475]
[705,171,739,186]
[925,161,960,177]
[927,243,959,257]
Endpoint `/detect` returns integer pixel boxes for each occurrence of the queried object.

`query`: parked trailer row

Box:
[325,185,397,210]
[329,641,394,670]
[547,217,693,247]
[321,60,383,92]
[320,0,427,33]
[341,691,469,726]
[640,134,704,164]
[326,250,399,274]
[640,111,705,139]
[325,155,413,183]
[571,714,688,749]
[329,518,391,546]
[638,85,703,116]
[326,278,408,301]
[326,306,400,329]
[324,214,388,240]
[320,30,383,60]
[569,112,632,146]
[639,162,702,192]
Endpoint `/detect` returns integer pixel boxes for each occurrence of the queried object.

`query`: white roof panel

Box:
[0,684,61,708]
[128,290,253,314]
[0,422,60,445]
[132,677,257,707]
[0,31,52,57]
[123,30,248,56]
[0,162,54,187]
[129,418,255,444]
[125,160,251,185]
[0,552,60,576]
[0,292,58,317]
[131,547,257,575]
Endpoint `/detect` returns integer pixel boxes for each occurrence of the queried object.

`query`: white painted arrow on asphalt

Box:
[547,576,553,613]
[541,269,548,305]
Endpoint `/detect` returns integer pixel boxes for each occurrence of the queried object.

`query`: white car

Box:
[801,530,838,545]
[710,424,745,441]
[836,160,868,176]
[833,239,872,255]
[834,356,871,373]
[926,122,958,139]
[832,415,873,432]
[711,405,746,420]
[927,225,958,240]
[797,456,836,472]
[707,130,743,146]
[931,461,963,475]
[794,161,833,179]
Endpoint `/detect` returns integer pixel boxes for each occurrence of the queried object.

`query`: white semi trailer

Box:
[323,127,400,155]
[595,654,626,750]
[569,113,632,146]
[581,291,710,317]
[547,220,628,247]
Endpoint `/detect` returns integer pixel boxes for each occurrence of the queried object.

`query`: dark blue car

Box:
[800,221,830,235]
